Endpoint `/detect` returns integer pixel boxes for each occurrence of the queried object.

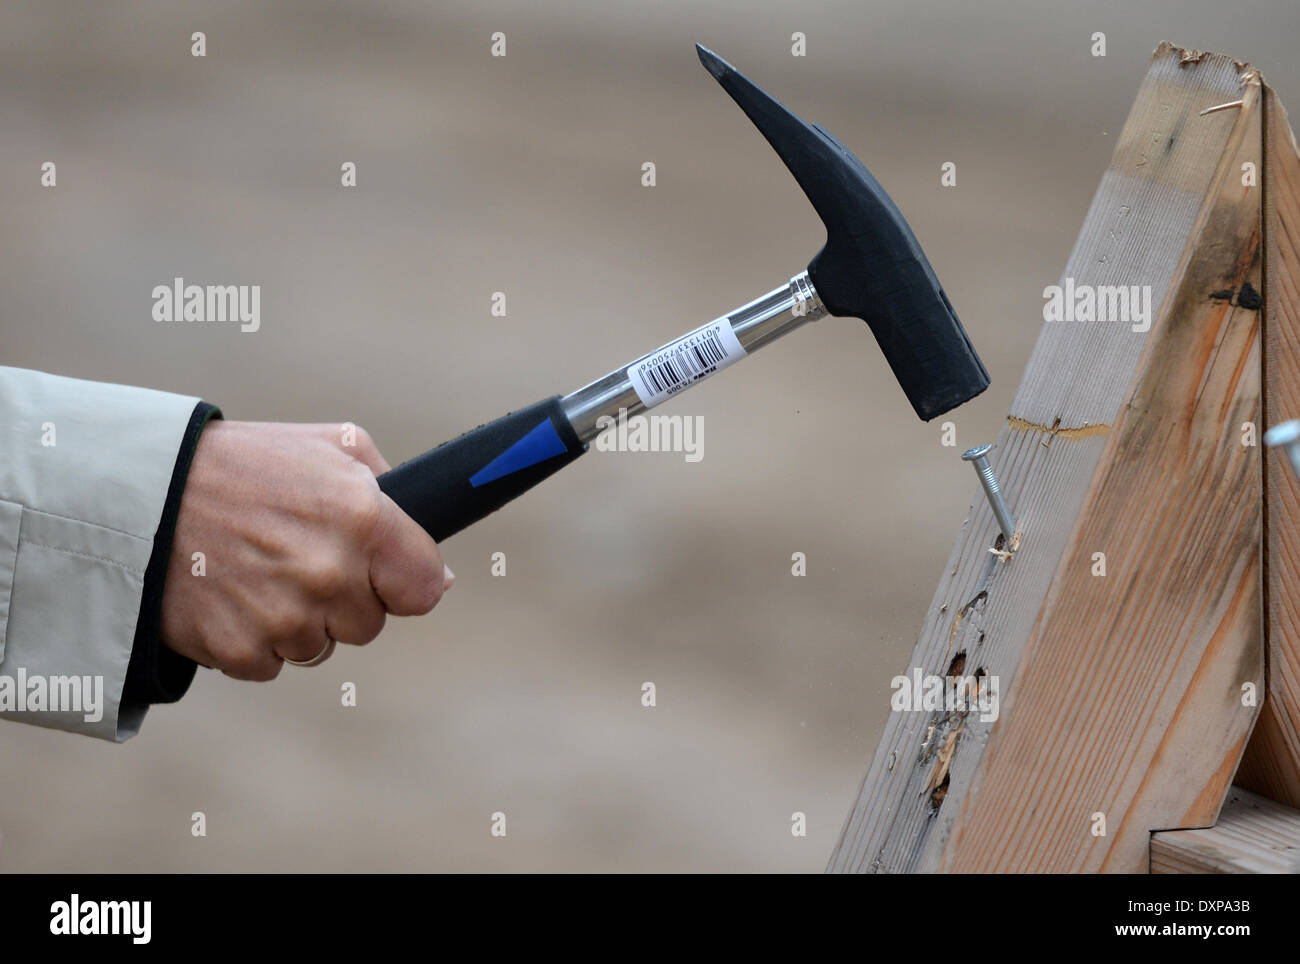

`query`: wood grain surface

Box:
[1151,786,1300,872]
[1236,87,1300,808]
[831,43,1266,873]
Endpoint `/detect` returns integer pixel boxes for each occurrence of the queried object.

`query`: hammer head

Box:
[697,45,989,421]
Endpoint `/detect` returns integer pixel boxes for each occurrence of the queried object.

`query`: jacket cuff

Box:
[122,401,222,707]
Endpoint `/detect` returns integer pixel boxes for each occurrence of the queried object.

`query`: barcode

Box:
[627,319,748,410]
[640,330,729,396]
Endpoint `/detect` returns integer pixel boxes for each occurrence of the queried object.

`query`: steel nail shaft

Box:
[1265,420,1300,480]
[962,444,1016,544]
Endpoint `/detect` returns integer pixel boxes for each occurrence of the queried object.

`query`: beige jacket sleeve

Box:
[0,365,204,740]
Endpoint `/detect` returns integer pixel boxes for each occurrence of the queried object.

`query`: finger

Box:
[367,494,446,616]
[194,607,284,681]
[273,622,335,665]
[325,586,388,646]
[222,648,285,682]
[317,423,391,476]
[350,442,390,476]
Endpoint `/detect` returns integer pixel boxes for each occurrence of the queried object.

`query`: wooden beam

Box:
[830,43,1265,873]
[1151,786,1300,873]
[1236,87,1300,807]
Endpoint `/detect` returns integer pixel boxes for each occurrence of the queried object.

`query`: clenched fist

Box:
[160,421,453,679]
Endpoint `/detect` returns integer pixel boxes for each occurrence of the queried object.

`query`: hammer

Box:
[378,45,990,542]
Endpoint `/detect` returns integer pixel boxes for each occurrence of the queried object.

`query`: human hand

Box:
[160,421,453,679]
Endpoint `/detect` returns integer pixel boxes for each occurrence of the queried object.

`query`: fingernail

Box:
[443,563,455,590]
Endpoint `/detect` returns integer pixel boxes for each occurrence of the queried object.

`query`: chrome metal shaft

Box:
[560,271,827,443]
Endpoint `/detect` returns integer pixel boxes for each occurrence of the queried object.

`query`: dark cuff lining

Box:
[122,401,222,707]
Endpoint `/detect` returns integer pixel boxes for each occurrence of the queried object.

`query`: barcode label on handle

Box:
[626,319,747,409]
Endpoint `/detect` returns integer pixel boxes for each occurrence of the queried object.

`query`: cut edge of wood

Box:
[1151,786,1300,873]
[1234,80,1300,807]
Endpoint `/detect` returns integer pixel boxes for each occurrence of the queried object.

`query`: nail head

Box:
[1264,421,1300,448]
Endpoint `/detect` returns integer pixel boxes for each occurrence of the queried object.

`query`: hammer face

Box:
[697,45,990,421]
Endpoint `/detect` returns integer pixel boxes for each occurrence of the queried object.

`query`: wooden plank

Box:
[1151,786,1300,873]
[830,43,1264,873]
[1236,87,1300,807]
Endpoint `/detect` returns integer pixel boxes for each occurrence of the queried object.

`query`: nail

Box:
[443,563,456,590]
[1264,420,1300,480]
[962,444,1016,544]
[1199,99,1244,116]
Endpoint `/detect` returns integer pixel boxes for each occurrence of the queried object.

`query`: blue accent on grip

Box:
[469,418,568,488]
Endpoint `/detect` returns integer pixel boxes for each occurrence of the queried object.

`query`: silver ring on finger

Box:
[284,637,336,668]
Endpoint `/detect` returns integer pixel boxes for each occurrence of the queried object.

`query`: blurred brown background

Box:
[1,1,1297,872]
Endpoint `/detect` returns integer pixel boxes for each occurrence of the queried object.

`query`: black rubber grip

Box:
[377,396,587,543]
